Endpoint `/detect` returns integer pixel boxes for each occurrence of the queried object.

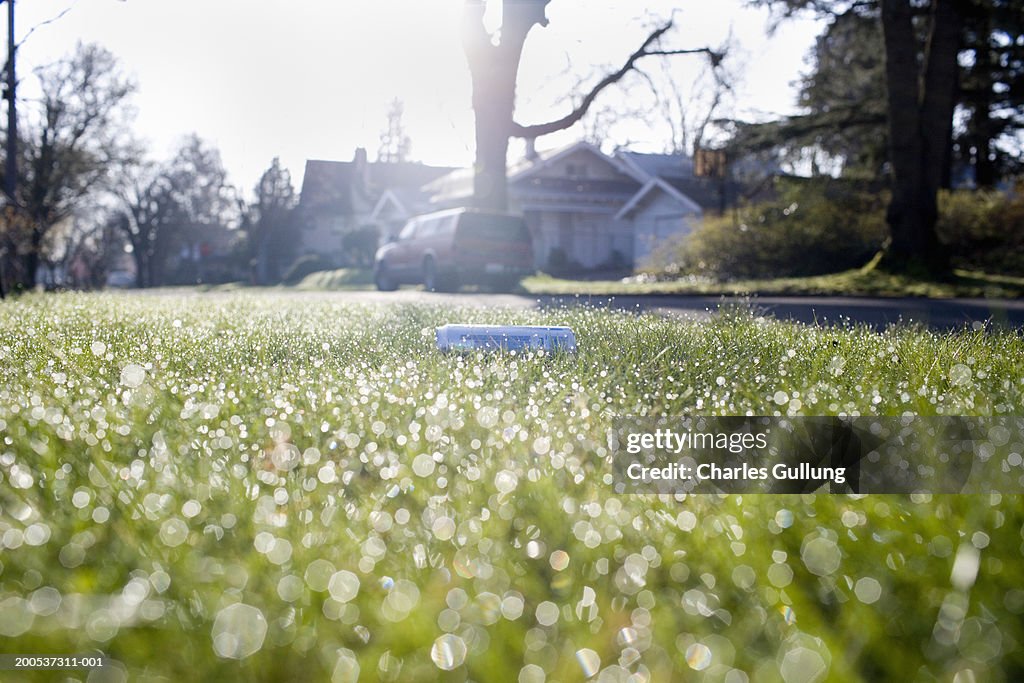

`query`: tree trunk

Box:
[471,78,514,212]
[133,250,145,288]
[463,1,527,213]
[970,65,997,188]
[461,1,707,216]
[25,224,43,288]
[879,0,964,275]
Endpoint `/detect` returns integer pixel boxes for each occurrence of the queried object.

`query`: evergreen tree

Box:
[243,158,297,284]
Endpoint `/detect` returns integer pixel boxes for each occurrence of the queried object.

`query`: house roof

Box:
[615,151,695,181]
[509,140,646,184]
[299,160,360,212]
[421,167,475,205]
[615,178,703,220]
[370,186,435,222]
[299,158,455,213]
[614,150,748,212]
[423,141,645,206]
[368,161,456,190]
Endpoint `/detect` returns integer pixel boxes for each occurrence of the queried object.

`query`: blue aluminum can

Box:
[435,324,577,353]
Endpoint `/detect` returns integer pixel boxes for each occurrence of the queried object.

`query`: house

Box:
[423,141,737,270]
[297,149,454,264]
[299,142,750,272]
[614,151,743,266]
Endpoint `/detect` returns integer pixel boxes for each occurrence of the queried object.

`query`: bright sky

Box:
[10,0,822,194]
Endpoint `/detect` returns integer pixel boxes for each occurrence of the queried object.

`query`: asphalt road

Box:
[229,289,1024,330]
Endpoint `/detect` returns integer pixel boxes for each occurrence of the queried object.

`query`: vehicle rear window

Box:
[398,220,418,240]
[438,216,458,235]
[457,213,529,242]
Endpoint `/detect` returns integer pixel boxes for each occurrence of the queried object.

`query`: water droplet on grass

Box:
[686,643,712,670]
[780,646,827,683]
[775,509,794,529]
[277,575,304,602]
[120,363,146,388]
[768,563,794,588]
[519,663,546,683]
[412,453,435,477]
[576,648,600,677]
[501,594,525,620]
[801,537,841,576]
[432,516,456,541]
[431,633,467,670]
[549,550,569,571]
[949,364,972,387]
[677,511,697,531]
[211,603,267,659]
[331,648,360,682]
[159,518,188,548]
[495,470,518,494]
[535,601,559,626]
[854,577,881,604]
[951,544,980,590]
[0,597,34,637]
[271,443,300,471]
[328,570,360,602]
[29,587,62,616]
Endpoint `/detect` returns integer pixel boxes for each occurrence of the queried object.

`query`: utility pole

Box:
[0,0,13,299]
[3,0,13,201]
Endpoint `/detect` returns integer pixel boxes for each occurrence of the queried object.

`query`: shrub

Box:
[342,225,381,268]
[938,186,1024,275]
[667,179,888,279]
[647,177,1024,280]
[545,246,568,272]
[601,249,629,271]
[281,253,333,284]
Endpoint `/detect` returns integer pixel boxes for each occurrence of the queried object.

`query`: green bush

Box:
[651,179,1024,280]
[544,246,582,275]
[667,179,888,279]
[342,224,380,268]
[281,253,332,284]
[938,186,1024,275]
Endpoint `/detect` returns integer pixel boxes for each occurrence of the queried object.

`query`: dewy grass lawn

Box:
[1,292,1022,681]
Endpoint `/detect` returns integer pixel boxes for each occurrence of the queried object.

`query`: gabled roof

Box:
[370,186,434,222]
[420,142,728,210]
[421,167,475,205]
[615,151,695,181]
[422,141,645,206]
[299,160,359,212]
[370,190,407,222]
[509,140,647,184]
[368,161,456,190]
[615,177,703,220]
[299,158,455,213]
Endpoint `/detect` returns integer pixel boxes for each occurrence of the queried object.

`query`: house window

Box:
[565,163,588,178]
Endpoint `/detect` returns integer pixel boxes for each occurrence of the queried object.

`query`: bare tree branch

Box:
[509,19,721,139]
[16,4,77,50]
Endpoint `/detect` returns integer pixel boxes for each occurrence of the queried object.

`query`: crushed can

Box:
[436,324,577,353]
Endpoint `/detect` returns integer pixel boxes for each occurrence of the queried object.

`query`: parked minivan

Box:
[373,208,534,292]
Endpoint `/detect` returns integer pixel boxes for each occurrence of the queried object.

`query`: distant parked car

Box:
[373,208,533,292]
[106,270,135,288]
